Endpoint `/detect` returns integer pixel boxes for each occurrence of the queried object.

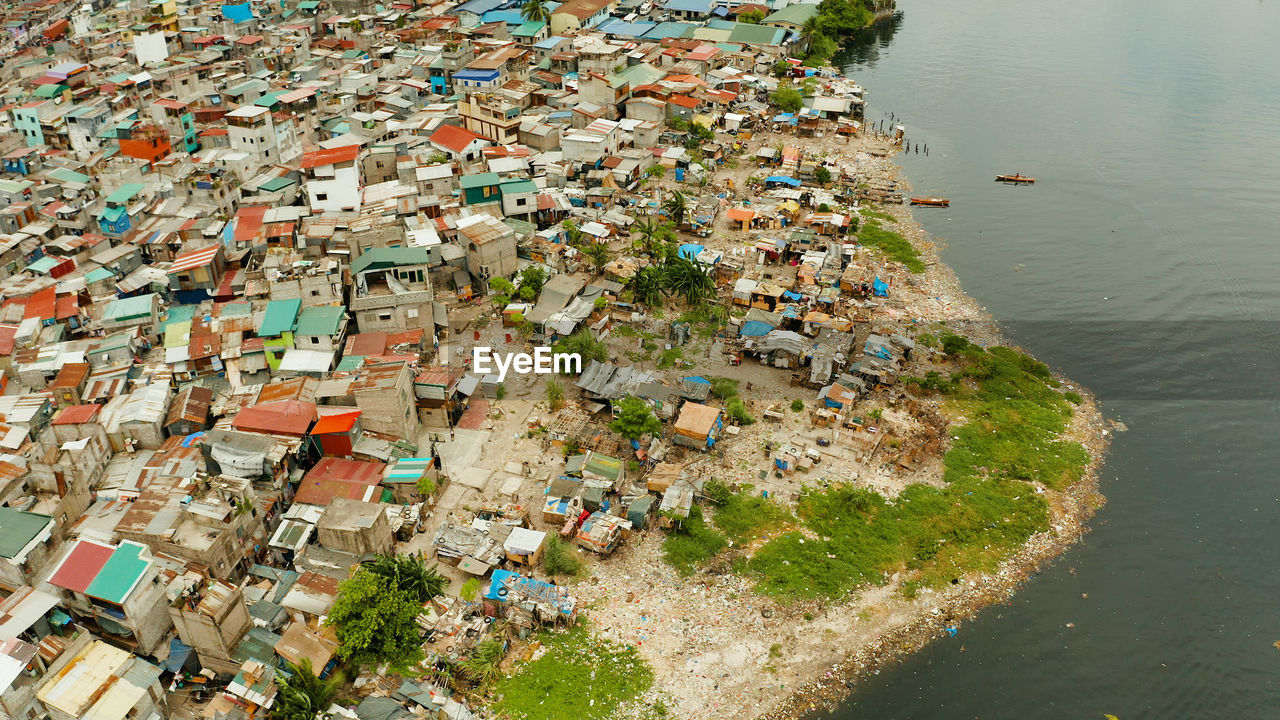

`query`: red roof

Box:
[232,399,317,436]
[0,324,17,356]
[233,205,268,245]
[52,404,101,425]
[168,244,221,274]
[22,286,55,322]
[235,35,263,45]
[294,457,385,505]
[48,540,114,593]
[300,145,359,169]
[668,94,700,109]
[347,332,388,356]
[429,124,488,154]
[311,410,361,435]
[55,295,79,320]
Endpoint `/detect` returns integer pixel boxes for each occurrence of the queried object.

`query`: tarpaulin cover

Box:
[765,175,801,186]
[222,3,254,22]
[211,441,266,477]
[739,320,773,337]
[165,637,193,672]
[873,276,889,297]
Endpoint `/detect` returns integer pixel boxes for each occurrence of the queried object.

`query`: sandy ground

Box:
[404,126,1112,720]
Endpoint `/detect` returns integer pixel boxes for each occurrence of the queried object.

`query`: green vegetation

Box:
[802,0,891,64]
[656,347,685,370]
[662,504,728,575]
[662,189,688,226]
[733,338,1088,601]
[739,8,764,23]
[770,86,803,113]
[517,266,548,301]
[707,376,739,401]
[416,475,436,497]
[496,384,507,400]
[461,637,508,686]
[1064,391,1083,404]
[858,220,925,273]
[326,568,425,672]
[553,329,609,365]
[542,536,584,576]
[725,397,755,425]
[361,553,446,602]
[791,398,806,412]
[460,577,482,602]
[860,206,896,223]
[521,0,550,22]
[645,165,666,178]
[269,660,340,720]
[493,623,654,720]
[815,166,832,185]
[708,483,792,543]
[545,378,565,411]
[609,395,662,440]
[579,240,612,276]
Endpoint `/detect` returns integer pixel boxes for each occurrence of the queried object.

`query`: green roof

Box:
[459,172,500,190]
[33,83,67,98]
[221,301,253,317]
[103,293,156,322]
[48,167,91,185]
[164,320,192,348]
[85,543,150,604]
[584,452,623,481]
[295,305,347,336]
[258,298,302,336]
[762,3,817,25]
[259,176,294,192]
[615,62,665,87]
[336,355,365,372]
[163,303,198,328]
[728,23,786,46]
[499,178,537,194]
[350,246,431,275]
[298,0,319,7]
[512,20,545,36]
[0,508,52,559]
[255,90,286,107]
[106,183,145,205]
[99,206,127,223]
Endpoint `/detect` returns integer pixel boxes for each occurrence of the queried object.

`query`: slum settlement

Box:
[0,1,1102,719]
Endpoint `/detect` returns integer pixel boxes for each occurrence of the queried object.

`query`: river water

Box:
[819,0,1280,717]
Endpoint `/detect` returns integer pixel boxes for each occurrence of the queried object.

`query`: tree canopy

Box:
[269,660,340,720]
[325,569,424,672]
[609,395,662,441]
[770,86,803,113]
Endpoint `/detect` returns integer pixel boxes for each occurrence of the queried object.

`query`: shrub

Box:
[791,398,806,412]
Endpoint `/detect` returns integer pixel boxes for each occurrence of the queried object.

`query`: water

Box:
[817,0,1280,717]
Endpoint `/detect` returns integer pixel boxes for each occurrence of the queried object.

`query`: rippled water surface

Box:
[817,0,1280,717]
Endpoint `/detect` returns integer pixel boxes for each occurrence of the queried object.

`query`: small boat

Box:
[910,197,950,207]
[995,174,1035,183]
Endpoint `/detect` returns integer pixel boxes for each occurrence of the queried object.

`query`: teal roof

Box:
[763,3,817,25]
[85,542,149,604]
[727,23,786,46]
[221,301,253,317]
[298,0,319,7]
[295,305,347,336]
[258,298,301,336]
[459,172,500,189]
[106,183,145,205]
[33,83,66,98]
[499,178,538,194]
[99,206,127,223]
[255,90,286,107]
[336,355,365,372]
[0,508,52,559]
[48,167,91,185]
[86,266,117,283]
[512,20,546,36]
[615,62,664,87]
[103,293,156,322]
[259,176,294,192]
[26,256,60,274]
[350,246,431,275]
[162,303,198,331]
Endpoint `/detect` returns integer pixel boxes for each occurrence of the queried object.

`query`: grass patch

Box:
[656,347,685,370]
[858,220,926,273]
[661,505,728,576]
[736,339,1090,602]
[859,207,896,223]
[493,623,653,720]
[712,486,793,543]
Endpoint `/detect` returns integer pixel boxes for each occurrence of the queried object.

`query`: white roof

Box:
[225,104,269,119]
[504,526,547,554]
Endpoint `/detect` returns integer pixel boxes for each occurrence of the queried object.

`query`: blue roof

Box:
[455,0,503,14]
[678,243,705,260]
[740,320,774,337]
[642,21,695,39]
[663,0,713,11]
[535,35,568,48]
[765,175,801,187]
[481,9,524,24]
[598,18,656,37]
[454,68,500,81]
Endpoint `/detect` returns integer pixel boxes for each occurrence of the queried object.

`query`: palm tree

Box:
[270,660,340,720]
[799,16,821,53]
[360,553,446,604]
[460,637,507,686]
[663,257,715,306]
[631,216,658,256]
[629,266,667,307]
[662,189,688,228]
[521,0,550,23]
[580,240,612,276]
[562,218,582,247]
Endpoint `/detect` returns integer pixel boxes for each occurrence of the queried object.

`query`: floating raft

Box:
[995,174,1035,183]
[910,197,950,207]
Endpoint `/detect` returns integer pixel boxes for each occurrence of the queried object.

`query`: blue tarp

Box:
[678,243,705,260]
[683,375,711,384]
[221,3,253,22]
[165,638,193,672]
[782,290,802,301]
[765,175,801,187]
[740,320,773,337]
[873,275,890,297]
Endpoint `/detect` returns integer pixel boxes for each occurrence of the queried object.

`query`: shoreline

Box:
[720,142,1113,719]
[591,134,1115,720]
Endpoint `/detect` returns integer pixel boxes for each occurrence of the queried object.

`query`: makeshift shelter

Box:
[575,512,629,554]
[672,402,722,450]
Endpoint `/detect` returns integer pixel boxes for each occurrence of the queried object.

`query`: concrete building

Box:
[350,247,434,333]
[35,636,166,720]
[457,212,518,289]
[168,580,253,677]
[226,104,301,166]
[349,361,419,442]
[301,145,362,212]
[316,497,395,556]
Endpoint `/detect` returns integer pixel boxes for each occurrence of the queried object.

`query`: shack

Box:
[671,402,722,451]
